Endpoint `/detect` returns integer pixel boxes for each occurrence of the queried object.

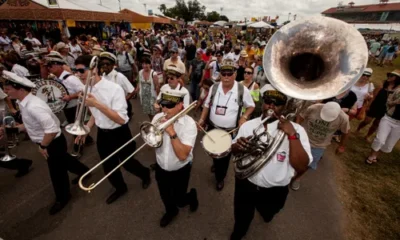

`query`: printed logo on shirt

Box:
[276,151,287,162]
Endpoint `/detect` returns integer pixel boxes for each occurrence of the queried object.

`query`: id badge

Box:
[215,105,227,116]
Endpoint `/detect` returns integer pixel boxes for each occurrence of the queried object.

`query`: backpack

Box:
[208,82,244,127]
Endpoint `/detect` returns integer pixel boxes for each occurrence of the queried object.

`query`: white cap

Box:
[363,68,373,76]
[159,88,186,104]
[99,52,117,62]
[320,102,341,122]
[3,70,36,88]
[166,65,184,75]
[45,51,66,64]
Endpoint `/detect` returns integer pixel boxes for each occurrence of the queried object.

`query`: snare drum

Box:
[201,129,232,159]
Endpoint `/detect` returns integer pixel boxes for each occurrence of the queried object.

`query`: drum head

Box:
[31,79,69,113]
[202,129,232,155]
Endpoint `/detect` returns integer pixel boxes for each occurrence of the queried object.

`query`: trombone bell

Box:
[65,123,90,136]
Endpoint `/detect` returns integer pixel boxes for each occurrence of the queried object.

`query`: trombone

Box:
[78,100,198,192]
[65,56,98,136]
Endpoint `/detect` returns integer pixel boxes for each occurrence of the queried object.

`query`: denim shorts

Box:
[309,147,326,170]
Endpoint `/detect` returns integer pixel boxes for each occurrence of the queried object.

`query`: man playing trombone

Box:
[74,55,151,204]
[151,89,199,227]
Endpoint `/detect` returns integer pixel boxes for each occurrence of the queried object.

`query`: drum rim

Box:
[201,128,232,158]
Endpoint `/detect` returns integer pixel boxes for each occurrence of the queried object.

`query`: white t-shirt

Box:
[351,83,374,108]
[0,36,11,51]
[203,81,255,128]
[103,69,135,96]
[11,64,29,77]
[152,113,197,171]
[208,61,220,81]
[222,52,235,61]
[0,88,8,111]
[233,117,313,188]
[17,93,61,143]
[69,43,82,59]
[59,70,84,108]
[24,37,41,47]
[88,78,129,129]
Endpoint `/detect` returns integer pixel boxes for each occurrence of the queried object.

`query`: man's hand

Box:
[61,94,71,102]
[85,93,98,107]
[38,146,49,159]
[164,122,176,136]
[277,116,296,136]
[232,137,252,153]
[154,102,161,112]
[75,134,88,145]
[9,108,18,115]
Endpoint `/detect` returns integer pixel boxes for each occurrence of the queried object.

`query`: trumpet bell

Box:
[264,16,368,100]
[65,123,90,136]
[140,122,163,148]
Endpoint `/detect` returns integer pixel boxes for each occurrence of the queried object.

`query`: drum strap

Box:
[62,74,72,80]
[208,82,244,127]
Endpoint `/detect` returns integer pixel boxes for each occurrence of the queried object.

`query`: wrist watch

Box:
[170,134,178,139]
[288,133,300,140]
[39,144,47,150]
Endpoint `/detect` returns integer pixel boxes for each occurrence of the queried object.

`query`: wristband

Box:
[288,133,299,140]
[170,134,178,139]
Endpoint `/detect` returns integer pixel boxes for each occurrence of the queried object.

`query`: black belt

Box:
[98,124,126,133]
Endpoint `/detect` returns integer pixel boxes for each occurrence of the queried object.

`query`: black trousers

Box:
[63,106,77,124]
[97,124,149,191]
[155,163,193,214]
[46,133,89,202]
[231,178,289,240]
[127,100,133,121]
[0,156,32,171]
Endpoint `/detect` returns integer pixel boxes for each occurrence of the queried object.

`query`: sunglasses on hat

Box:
[263,97,286,106]
[221,71,234,77]
[161,102,177,109]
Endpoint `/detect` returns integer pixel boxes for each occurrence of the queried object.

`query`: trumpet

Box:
[65,56,98,136]
[78,101,198,192]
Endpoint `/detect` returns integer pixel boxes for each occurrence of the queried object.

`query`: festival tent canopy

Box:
[248,21,274,29]
[0,0,131,21]
[214,20,228,26]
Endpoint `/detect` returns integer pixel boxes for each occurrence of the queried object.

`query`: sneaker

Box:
[290,180,300,191]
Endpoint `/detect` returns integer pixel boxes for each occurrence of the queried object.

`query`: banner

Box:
[66,19,76,27]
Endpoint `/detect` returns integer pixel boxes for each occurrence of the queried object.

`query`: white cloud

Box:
[87,0,380,23]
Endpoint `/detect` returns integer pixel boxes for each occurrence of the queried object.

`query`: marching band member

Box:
[74,55,151,204]
[0,86,32,177]
[44,51,93,156]
[198,59,255,191]
[2,71,90,215]
[152,89,199,227]
[154,65,190,112]
[98,52,135,120]
[230,87,312,240]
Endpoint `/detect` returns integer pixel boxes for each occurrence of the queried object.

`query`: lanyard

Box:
[217,92,233,107]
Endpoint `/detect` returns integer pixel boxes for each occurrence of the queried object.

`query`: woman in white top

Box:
[350,68,374,119]
[135,57,160,120]
[241,67,260,117]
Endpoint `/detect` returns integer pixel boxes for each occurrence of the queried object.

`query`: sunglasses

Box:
[221,71,234,77]
[167,75,177,80]
[244,71,253,75]
[263,97,286,106]
[161,102,177,109]
[170,51,178,54]
[100,62,112,66]
[75,68,88,74]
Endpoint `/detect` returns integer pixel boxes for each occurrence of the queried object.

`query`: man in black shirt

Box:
[185,39,196,73]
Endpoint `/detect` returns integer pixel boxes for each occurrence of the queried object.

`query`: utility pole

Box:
[143,3,147,14]
[288,12,291,21]
[99,0,102,6]
[118,0,121,11]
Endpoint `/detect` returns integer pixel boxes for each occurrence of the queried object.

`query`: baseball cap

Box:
[363,68,373,76]
[320,102,341,122]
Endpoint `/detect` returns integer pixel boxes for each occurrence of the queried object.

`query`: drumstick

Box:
[222,127,239,137]
[196,122,216,143]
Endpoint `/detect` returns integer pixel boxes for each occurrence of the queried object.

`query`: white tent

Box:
[248,21,274,29]
[214,21,228,26]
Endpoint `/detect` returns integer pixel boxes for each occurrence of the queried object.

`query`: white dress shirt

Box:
[157,83,190,108]
[152,113,198,171]
[233,117,313,188]
[59,70,84,108]
[88,78,128,129]
[18,93,61,143]
[203,81,255,128]
[222,52,235,61]
[11,64,29,77]
[103,69,135,96]
[24,37,41,47]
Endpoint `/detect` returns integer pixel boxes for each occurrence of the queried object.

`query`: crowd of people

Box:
[0,25,399,240]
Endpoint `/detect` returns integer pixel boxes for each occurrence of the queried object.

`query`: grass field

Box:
[334,59,400,240]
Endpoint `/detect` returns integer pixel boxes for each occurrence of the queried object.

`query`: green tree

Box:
[206,11,220,22]
[219,15,229,22]
[158,0,207,22]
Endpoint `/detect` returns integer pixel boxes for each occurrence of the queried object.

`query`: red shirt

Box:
[202,54,212,79]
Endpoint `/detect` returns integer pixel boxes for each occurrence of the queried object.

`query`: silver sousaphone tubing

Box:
[234,16,368,179]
